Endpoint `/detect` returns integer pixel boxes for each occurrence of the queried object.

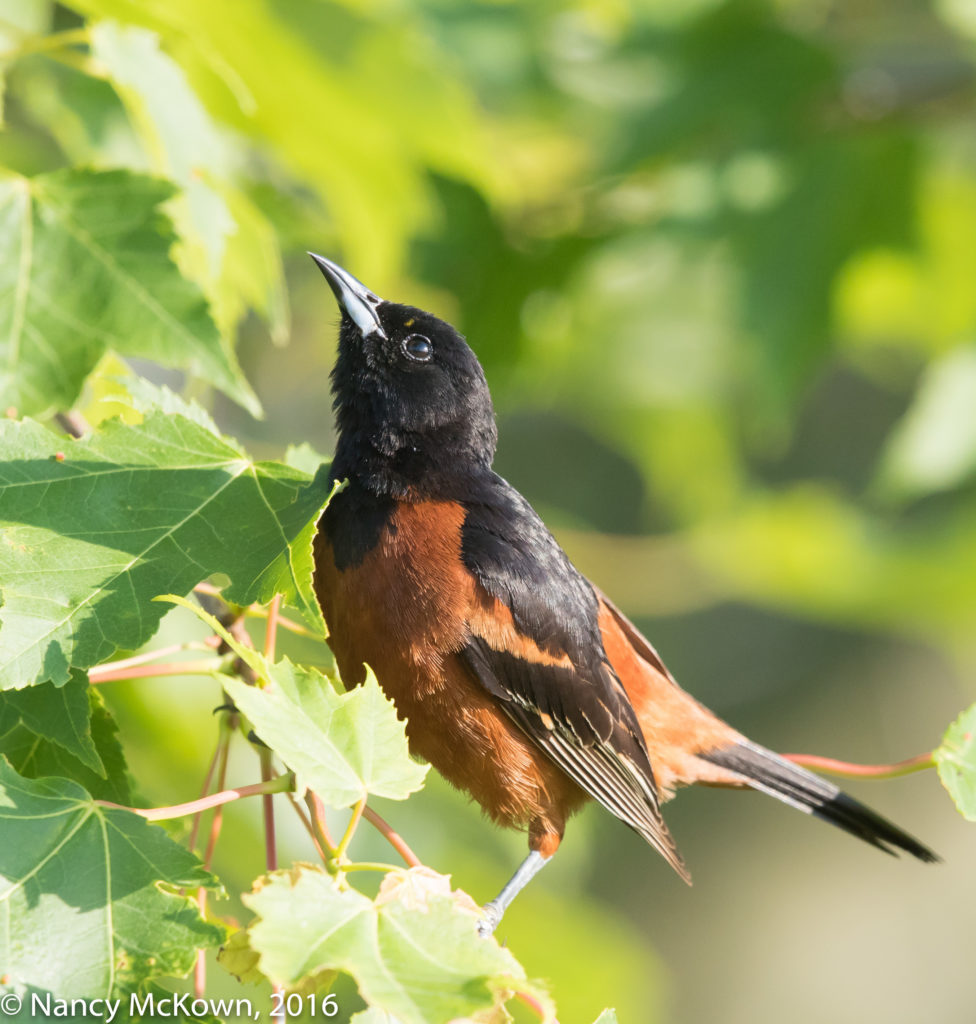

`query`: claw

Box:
[477,901,502,938]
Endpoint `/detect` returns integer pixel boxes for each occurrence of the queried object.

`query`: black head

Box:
[310,253,497,498]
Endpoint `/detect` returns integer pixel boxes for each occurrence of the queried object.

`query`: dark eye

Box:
[402,333,432,362]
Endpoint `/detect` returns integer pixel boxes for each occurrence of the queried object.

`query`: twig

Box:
[188,735,223,855]
[363,806,421,868]
[341,862,401,874]
[259,748,284,1024]
[54,409,90,438]
[225,614,258,684]
[258,610,319,639]
[305,791,337,856]
[335,797,366,861]
[194,721,233,1000]
[260,747,278,871]
[515,990,557,1022]
[265,595,281,662]
[96,774,295,821]
[194,888,208,999]
[783,751,935,780]
[88,641,219,680]
[194,583,320,639]
[285,790,326,859]
[89,657,225,684]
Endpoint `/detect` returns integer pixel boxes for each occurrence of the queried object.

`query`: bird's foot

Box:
[476,900,502,938]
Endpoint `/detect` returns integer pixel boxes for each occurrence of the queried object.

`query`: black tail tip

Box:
[821,792,941,864]
[701,742,941,865]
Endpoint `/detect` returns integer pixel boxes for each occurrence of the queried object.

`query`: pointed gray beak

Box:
[308,252,386,339]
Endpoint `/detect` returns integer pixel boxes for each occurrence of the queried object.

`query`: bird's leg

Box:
[477,850,551,937]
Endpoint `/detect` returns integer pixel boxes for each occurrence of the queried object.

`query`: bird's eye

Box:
[402,333,433,362]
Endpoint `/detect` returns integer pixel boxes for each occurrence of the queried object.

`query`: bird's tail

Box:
[699,739,939,863]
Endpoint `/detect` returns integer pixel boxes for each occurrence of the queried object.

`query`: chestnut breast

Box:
[313,497,472,696]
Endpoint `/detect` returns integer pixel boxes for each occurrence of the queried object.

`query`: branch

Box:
[265,594,281,662]
[195,582,320,639]
[260,747,278,871]
[97,774,295,821]
[89,657,226,684]
[305,791,337,857]
[54,408,90,438]
[194,726,232,1000]
[783,751,934,780]
[188,734,224,854]
[335,797,366,862]
[515,991,558,1023]
[285,790,327,859]
[89,640,220,680]
[363,805,421,868]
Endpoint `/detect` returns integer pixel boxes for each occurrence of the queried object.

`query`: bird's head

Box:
[310,253,497,496]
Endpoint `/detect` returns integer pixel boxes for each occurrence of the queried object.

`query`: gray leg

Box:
[477,850,551,937]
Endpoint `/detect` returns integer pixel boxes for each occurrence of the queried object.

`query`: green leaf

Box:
[0,412,333,688]
[934,703,976,821]
[106,374,223,436]
[216,928,264,987]
[0,669,102,772]
[592,1012,620,1024]
[0,759,224,999]
[90,21,287,344]
[0,684,132,802]
[0,0,50,124]
[876,345,976,498]
[349,1012,396,1024]
[64,0,503,281]
[244,865,537,1024]
[0,167,259,418]
[284,442,330,477]
[219,658,428,808]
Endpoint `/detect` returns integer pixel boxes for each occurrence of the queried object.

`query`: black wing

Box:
[458,473,687,879]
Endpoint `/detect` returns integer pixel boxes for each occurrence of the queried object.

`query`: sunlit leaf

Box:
[244,865,545,1024]
[220,660,428,808]
[0,413,332,688]
[90,21,288,343]
[64,0,503,280]
[216,928,264,987]
[349,1011,396,1024]
[693,486,976,641]
[0,168,259,417]
[284,442,329,477]
[0,759,224,999]
[836,174,976,354]
[876,345,976,498]
[0,0,50,124]
[934,703,976,821]
[106,374,224,436]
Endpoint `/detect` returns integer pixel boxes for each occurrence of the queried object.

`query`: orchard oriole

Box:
[309,254,937,936]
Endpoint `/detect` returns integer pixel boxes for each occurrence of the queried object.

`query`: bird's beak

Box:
[308,252,387,339]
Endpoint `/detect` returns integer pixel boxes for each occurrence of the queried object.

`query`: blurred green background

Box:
[4,0,976,1021]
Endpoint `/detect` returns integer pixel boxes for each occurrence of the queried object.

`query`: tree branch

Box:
[783,751,934,780]
[97,774,295,821]
[363,805,421,868]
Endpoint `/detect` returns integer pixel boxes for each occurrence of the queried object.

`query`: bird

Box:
[308,253,938,935]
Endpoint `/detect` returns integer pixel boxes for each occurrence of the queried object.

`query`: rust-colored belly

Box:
[312,498,585,841]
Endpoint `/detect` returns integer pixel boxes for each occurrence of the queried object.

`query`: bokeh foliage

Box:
[2,0,976,1022]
